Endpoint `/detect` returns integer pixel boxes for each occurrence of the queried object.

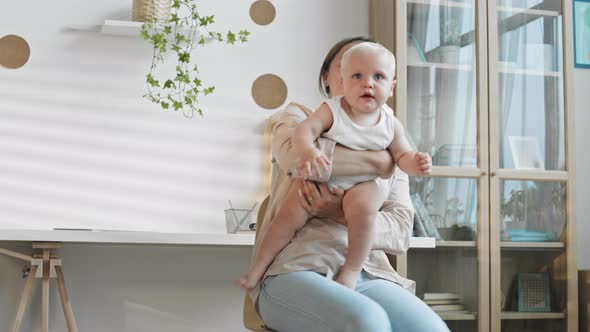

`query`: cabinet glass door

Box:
[489,1,575,330]
[496,0,566,171]
[399,1,488,331]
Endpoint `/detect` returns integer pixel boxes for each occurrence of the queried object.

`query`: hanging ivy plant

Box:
[140,0,249,117]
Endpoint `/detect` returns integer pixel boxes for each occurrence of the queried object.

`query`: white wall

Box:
[0,1,369,331]
[574,68,590,270]
[0,0,368,234]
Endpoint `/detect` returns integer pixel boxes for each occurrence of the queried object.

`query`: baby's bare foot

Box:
[336,267,360,289]
[235,271,260,290]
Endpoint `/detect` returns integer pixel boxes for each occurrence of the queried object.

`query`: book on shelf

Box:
[430,304,466,312]
[423,292,460,301]
[435,310,470,315]
[424,298,460,305]
[412,213,428,237]
[411,193,442,240]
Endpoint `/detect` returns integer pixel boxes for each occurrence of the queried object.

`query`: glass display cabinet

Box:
[489,1,577,331]
[370,1,577,331]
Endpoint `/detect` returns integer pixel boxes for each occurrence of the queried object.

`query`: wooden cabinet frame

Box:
[370,1,578,331]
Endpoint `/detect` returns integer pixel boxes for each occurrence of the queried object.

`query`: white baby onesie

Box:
[322,96,396,190]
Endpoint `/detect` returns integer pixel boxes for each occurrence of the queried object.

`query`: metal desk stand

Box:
[0,242,77,332]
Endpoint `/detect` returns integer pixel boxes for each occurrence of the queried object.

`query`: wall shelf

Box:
[101,20,146,37]
[67,20,206,38]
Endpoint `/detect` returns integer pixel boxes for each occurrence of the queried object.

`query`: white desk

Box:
[0,229,436,248]
[0,230,435,332]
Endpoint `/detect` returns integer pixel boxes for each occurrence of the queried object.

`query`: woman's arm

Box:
[272,103,394,180]
[297,169,414,255]
[273,103,412,254]
[332,146,394,179]
[371,168,415,255]
[292,103,334,179]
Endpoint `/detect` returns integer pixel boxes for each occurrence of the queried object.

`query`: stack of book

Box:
[423,293,469,314]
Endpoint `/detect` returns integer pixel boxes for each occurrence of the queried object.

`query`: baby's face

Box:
[341,51,395,114]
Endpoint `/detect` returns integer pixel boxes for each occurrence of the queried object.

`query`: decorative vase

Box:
[434,45,460,64]
[132,0,172,22]
[426,45,460,64]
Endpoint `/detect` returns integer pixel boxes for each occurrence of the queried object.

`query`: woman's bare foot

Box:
[336,266,360,289]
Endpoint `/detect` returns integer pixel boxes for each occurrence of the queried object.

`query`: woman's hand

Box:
[376,149,395,179]
[296,179,347,226]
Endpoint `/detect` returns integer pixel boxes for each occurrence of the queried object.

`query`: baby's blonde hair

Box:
[340,42,396,79]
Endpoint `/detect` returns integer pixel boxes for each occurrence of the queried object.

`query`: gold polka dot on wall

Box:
[249,0,276,26]
[0,35,31,69]
[252,74,287,109]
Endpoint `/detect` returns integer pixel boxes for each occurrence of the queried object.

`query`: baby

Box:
[238,42,431,289]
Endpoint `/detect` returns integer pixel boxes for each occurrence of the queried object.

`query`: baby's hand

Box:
[414,152,432,175]
[295,147,331,179]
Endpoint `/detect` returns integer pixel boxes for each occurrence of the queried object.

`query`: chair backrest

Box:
[242,195,270,331]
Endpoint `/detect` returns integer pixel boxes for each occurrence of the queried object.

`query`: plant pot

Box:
[426,45,460,64]
[132,0,172,22]
[437,224,475,241]
[437,45,460,64]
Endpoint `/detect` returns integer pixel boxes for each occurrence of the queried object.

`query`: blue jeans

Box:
[258,270,450,332]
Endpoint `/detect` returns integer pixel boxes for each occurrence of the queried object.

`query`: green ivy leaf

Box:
[204,86,215,95]
[173,100,183,110]
[238,30,250,42]
[146,74,160,87]
[178,52,190,63]
[175,71,190,83]
[226,31,236,44]
[163,79,175,89]
[199,15,215,26]
[161,102,170,109]
[140,29,149,40]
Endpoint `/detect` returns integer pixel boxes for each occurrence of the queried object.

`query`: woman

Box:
[250,37,450,332]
